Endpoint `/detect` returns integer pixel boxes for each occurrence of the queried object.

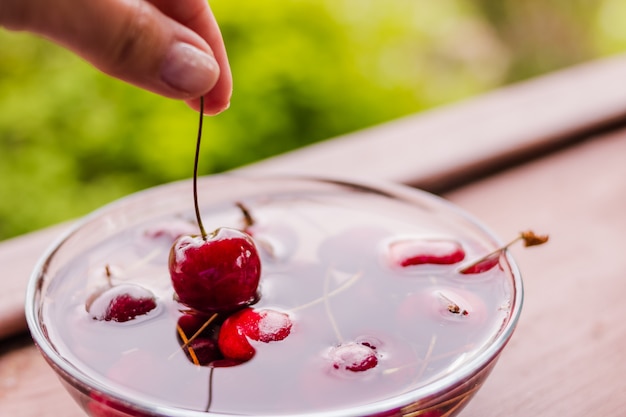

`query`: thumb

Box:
[4,0,221,101]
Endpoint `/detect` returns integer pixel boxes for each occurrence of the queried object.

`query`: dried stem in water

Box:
[458,230,548,274]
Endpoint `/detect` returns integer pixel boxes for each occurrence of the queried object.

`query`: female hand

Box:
[0,0,232,115]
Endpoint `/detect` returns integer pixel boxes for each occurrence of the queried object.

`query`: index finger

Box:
[149,0,232,114]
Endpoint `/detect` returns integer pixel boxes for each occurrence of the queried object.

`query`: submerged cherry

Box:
[459,252,501,274]
[329,341,378,372]
[87,284,157,323]
[459,230,549,274]
[176,314,223,366]
[388,237,465,267]
[217,307,293,362]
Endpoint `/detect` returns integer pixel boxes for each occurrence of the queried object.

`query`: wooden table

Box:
[3,54,626,417]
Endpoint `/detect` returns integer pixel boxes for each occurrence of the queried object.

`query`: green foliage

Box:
[0,0,625,239]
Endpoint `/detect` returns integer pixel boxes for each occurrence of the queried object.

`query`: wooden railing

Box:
[3,53,626,417]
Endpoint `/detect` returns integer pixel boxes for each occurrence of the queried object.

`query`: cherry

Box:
[174,313,220,365]
[185,337,224,366]
[459,252,501,274]
[87,284,157,323]
[458,230,548,274]
[217,308,292,362]
[169,228,261,313]
[387,237,465,267]
[177,312,216,337]
[168,97,262,314]
[329,341,378,372]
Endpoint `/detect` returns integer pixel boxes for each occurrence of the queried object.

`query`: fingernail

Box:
[161,43,219,95]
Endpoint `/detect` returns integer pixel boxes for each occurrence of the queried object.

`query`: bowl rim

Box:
[25,173,524,417]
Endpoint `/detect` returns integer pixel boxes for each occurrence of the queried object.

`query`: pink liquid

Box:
[42,186,515,416]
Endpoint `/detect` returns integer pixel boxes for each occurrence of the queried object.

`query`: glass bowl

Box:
[25,174,523,417]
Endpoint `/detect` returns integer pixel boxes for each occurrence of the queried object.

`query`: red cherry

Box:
[87,284,157,323]
[329,341,378,372]
[460,230,548,274]
[169,227,261,313]
[387,238,465,267]
[176,313,225,366]
[217,308,293,362]
[185,337,224,366]
[459,252,501,274]
[176,312,215,337]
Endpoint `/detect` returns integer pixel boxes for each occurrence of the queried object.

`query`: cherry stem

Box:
[290,269,362,312]
[175,324,200,365]
[194,96,207,240]
[104,264,113,287]
[437,291,468,316]
[236,201,255,229]
[179,313,219,351]
[170,313,218,362]
[323,268,344,344]
[205,366,214,412]
[458,230,548,274]
[414,334,437,384]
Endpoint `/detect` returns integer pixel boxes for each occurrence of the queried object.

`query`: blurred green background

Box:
[1,0,625,240]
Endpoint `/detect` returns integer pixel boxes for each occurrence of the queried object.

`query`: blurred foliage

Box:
[1,0,625,239]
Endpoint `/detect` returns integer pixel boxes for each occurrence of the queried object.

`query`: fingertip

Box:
[204,93,231,115]
[161,42,220,97]
[186,95,230,115]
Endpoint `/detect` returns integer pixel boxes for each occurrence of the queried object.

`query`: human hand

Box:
[0,0,232,115]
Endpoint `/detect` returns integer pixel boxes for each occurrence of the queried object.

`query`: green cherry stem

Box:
[194,96,207,240]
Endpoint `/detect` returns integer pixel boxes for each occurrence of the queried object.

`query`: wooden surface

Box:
[0,223,69,340]
[449,125,626,417]
[3,54,626,416]
[242,53,626,191]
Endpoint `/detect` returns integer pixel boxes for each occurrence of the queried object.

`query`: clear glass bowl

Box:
[25,174,523,417]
